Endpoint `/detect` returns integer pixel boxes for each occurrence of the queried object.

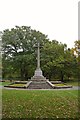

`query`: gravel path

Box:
[1,86,80,90]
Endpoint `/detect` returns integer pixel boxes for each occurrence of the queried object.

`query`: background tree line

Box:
[1,26,80,81]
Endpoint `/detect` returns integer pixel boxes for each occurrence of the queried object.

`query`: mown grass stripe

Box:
[2,89,79,119]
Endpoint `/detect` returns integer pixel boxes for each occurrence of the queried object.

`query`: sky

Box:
[0,0,79,48]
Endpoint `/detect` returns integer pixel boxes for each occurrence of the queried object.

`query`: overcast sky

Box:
[0,0,79,48]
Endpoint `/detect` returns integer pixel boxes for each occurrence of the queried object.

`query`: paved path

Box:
[1,86,80,90]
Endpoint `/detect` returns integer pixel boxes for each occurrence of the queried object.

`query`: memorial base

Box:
[27,68,54,89]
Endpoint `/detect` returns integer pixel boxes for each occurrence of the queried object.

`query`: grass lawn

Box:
[54,84,68,86]
[0,81,11,86]
[54,81,79,87]
[2,89,79,119]
[9,83,26,87]
[65,81,79,86]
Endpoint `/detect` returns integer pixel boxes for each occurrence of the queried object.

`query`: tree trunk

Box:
[21,68,25,81]
[61,71,64,82]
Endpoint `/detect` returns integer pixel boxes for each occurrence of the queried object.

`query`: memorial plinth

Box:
[34,68,43,77]
[27,42,54,89]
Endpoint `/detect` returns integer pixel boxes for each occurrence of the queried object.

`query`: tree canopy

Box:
[1,26,79,81]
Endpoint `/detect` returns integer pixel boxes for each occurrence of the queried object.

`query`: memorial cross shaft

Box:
[37,42,40,69]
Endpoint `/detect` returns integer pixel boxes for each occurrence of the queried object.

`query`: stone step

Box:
[31,76,46,79]
[30,80,47,82]
[27,81,54,89]
[30,76,48,82]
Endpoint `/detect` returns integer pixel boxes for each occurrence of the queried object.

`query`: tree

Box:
[2,26,49,80]
[41,40,66,81]
[74,40,80,80]
[0,32,2,79]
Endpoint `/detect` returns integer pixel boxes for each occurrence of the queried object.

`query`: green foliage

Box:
[41,40,78,81]
[2,26,79,81]
[2,26,48,80]
[74,40,80,80]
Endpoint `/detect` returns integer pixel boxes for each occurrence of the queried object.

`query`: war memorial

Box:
[26,42,54,89]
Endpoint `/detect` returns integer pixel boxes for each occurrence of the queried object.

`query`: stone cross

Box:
[37,42,40,69]
[33,41,43,77]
